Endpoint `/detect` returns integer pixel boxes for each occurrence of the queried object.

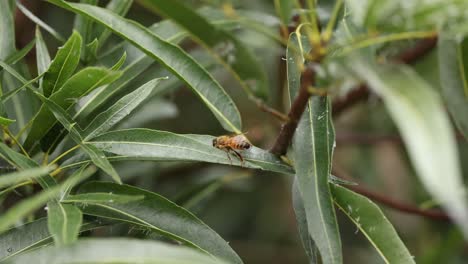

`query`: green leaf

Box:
[274,0,294,26]
[438,33,468,139]
[24,67,122,151]
[83,78,164,140]
[0,166,53,189]
[345,56,468,237]
[42,30,82,97]
[47,202,82,245]
[73,0,98,63]
[95,0,133,50]
[139,0,268,99]
[34,92,122,184]
[35,28,51,90]
[48,0,242,133]
[76,182,243,263]
[84,38,99,63]
[0,0,16,60]
[331,184,415,263]
[292,179,319,263]
[63,193,144,204]
[16,2,65,42]
[287,33,342,264]
[4,238,229,264]
[0,218,107,261]
[4,38,36,65]
[0,116,15,126]
[88,128,292,174]
[0,162,94,233]
[0,143,56,189]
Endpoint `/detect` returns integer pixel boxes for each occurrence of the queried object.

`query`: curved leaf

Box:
[42,31,82,97]
[0,0,15,61]
[24,67,122,151]
[332,184,415,263]
[4,238,228,264]
[83,78,164,140]
[35,28,51,90]
[139,0,268,99]
[63,193,144,204]
[287,34,342,264]
[438,33,468,139]
[345,56,468,238]
[87,128,292,174]
[0,218,108,261]
[0,166,53,189]
[47,202,82,245]
[77,182,242,264]
[48,0,242,133]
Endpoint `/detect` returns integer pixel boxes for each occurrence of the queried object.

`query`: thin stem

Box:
[323,0,343,42]
[338,30,437,56]
[49,144,80,166]
[3,128,29,158]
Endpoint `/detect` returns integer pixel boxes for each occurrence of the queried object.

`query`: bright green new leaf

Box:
[47,202,83,245]
[0,116,15,126]
[24,67,122,151]
[42,30,82,97]
[287,33,342,264]
[346,56,468,238]
[88,128,292,174]
[77,182,242,264]
[438,33,468,139]
[332,184,415,263]
[4,238,229,264]
[48,0,242,133]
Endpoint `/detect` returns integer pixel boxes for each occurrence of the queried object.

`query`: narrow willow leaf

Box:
[95,0,133,50]
[74,0,98,62]
[83,78,164,140]
[0,0,15,60]
[34,92,122,184]
[42,30,82,97]
[332,184,415,263]
[47,202,82,245]
[48,0,242,133]
[438,33,468,139]
[274,0,294,26]
[35,28,51,90]
[84,38,99,63]
[288,33,342,264]
[0,218,107,261]
[77,182,242,264]
[0,143,56,189]
[88,128,292,174]
[139,0,268,99]
[292,179,319,263]
[0,162,94,233]
[4,38,36,65]
[5,238,228,264]
[346,56,468,237]
[24,67,122,151]
[16,2,65,42]
[0,166,53,189]
[63,193,144,204]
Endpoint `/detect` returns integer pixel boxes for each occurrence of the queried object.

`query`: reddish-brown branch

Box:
[333,169,451,221]
[270,66,316,155]
[332,36,438,117]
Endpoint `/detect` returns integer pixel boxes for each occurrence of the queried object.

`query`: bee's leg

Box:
[222,148,233,165]
[230,149,244,167]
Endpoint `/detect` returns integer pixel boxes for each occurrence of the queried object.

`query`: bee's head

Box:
[212,138,217,147]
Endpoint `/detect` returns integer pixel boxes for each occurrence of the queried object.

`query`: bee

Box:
[212,134,251,166]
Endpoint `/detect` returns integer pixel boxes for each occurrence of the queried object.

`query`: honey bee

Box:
[212,134,251,166]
